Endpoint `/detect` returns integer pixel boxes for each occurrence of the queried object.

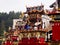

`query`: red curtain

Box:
[18,37,48,45]
[5,41,13,45]
[52,22,60,41]
[11,36,18,41]
[39,37,45,43]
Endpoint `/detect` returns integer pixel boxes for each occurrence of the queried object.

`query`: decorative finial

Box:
[19,12,24,18]
[41,2,44,7]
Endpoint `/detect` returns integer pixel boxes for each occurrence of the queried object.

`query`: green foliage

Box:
[0,20,5,36]
[0,11,21,36]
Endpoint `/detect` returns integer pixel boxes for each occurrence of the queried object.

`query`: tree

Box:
[0,11,21,36]
[0,20,5,36]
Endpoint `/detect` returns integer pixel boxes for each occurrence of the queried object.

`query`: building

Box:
[47,0,60,43]
[49,0,60,21]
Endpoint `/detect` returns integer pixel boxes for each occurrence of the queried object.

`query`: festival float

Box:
[2,0,60,45]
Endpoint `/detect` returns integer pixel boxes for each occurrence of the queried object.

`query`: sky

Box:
[0,0,56,13]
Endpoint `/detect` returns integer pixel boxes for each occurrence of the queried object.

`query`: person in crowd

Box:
[24,23,30,30]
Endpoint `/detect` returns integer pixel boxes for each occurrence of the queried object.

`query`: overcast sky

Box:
[0,0,56,13]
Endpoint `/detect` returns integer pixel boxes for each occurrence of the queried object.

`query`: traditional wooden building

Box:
[48,0,60,21]
[46,0,60,45]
